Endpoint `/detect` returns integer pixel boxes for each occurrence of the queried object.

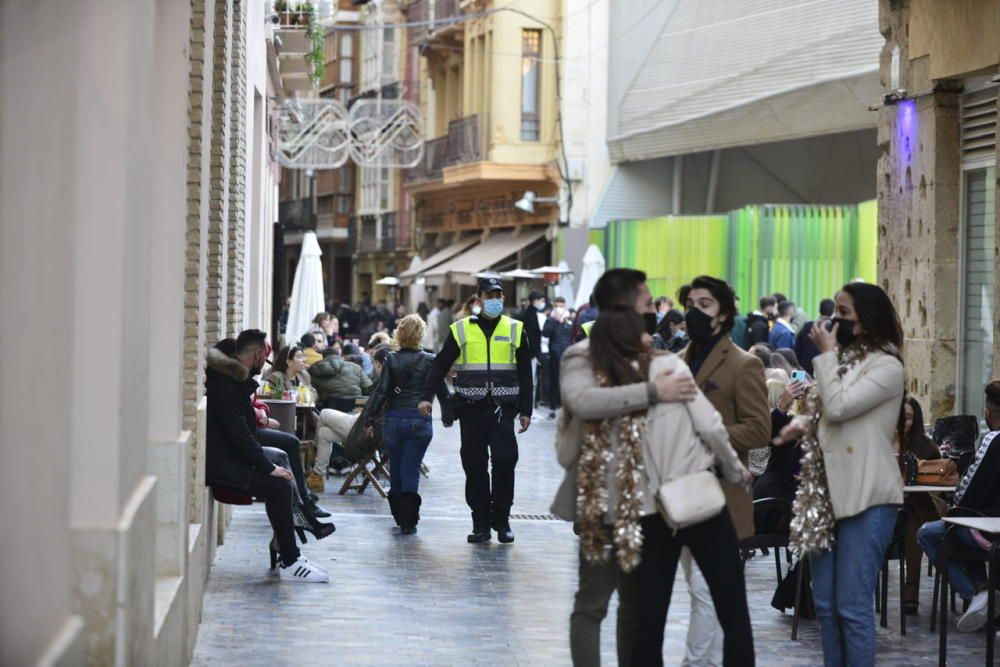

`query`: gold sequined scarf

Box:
[577,372,647,573]
[790,343,901,556]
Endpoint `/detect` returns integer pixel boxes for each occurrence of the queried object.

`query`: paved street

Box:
[191,415,989,666]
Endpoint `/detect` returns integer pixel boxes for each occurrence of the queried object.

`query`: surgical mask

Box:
[685,307,716,343]
[534,301,546,312]
[656,311,666,324]
[832,317,858,348]
[471,305,482,316]
[482,298,504,318]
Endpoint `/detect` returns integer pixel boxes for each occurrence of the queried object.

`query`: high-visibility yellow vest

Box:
[582,321,594,337]
[450,315,523,404]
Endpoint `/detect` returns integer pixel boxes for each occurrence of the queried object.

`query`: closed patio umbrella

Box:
[574,245,605,308]
[285,231,326,345]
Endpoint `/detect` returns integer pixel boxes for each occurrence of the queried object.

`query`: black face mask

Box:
[832,317,858,348]
[685,307,715,343]
[642,312,658,336]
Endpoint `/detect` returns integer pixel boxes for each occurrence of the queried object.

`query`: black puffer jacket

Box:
[366,349,449,426]
[204,348,276,491]
[543,317,574,357]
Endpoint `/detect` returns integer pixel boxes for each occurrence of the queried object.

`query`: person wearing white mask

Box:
[419,277,534,544]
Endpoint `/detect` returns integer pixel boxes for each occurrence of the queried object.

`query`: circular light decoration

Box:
[348,99,424,168]
[276,98,350,169]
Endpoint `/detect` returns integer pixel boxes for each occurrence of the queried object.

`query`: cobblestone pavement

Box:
[192,414,989,666]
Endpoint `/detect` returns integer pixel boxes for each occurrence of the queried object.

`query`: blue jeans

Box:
[809,504,898,667]
[383,409,433,495]
[917,520,986,600]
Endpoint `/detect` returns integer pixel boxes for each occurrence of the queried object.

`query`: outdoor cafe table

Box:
[260,399,296,435]
[938,516,1000,666]
[903,485,955,494]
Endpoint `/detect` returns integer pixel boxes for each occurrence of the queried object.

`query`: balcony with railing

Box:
[406,114,486,184]
[403,0,463,45]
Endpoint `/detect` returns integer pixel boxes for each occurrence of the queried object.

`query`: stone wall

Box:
[878,0,1000,418]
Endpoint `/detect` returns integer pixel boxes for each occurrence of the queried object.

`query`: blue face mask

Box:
[482,298,504,318]
[656,311,666,324]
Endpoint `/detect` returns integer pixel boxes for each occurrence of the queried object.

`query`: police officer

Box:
[419,277,533,544]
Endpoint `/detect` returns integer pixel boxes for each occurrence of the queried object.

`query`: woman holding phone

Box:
[774,283,905,667]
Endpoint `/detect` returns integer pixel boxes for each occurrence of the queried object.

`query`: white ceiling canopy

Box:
[608,0,883,162]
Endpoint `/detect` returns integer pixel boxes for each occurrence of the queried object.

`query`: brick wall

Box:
[227,0,247,331]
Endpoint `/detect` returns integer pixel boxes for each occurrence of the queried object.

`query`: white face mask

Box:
[472,305,482,316]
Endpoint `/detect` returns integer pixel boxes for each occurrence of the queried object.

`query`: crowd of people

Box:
[207,267,1000,666]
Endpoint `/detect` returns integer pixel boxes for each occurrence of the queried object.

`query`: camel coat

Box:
[682,337,771,539]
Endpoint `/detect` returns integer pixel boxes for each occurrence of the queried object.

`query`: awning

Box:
[398,237,478,286]
[607,0,882,162]
[422,230,548,286]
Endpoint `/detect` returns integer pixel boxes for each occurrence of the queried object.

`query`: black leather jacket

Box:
[366,349,447,426]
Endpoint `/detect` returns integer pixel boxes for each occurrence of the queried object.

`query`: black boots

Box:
[294,503,336,542]
[467,518,491,543]
[387,493,401,527]
[492,517,515,544]
[399,492,421,535]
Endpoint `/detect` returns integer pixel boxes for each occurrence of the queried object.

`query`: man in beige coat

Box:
[679,275,770,665]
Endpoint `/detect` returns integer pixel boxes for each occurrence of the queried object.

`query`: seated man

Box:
[206,331,333,583]
[309,342,373,407]
[918,380,1000,632]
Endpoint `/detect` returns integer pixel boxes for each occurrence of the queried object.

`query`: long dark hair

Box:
[839,283,904,355]
[272,345,302,374]
[898,395,938,459]
[589,306,649,386]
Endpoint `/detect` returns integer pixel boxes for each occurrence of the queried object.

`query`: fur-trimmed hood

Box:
[206,347,250,383]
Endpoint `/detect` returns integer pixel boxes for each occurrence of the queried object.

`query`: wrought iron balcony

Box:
[404,0,462,44]
[406,114,485,183]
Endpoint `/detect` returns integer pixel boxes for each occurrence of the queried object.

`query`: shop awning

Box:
[607,0,882,162]
[421,229,548,286]
[398,237,479,286]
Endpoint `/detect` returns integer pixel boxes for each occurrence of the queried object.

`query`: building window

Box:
[520,29,541,141]
[959,166,996,419]
[339,167,353,191]
[359,166,390,214]
[339,33,353,84]
[337,196,351,214]
[379,166,390,210]
[317,194,334,215]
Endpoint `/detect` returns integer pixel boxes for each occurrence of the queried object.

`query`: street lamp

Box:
[514,190,559,214]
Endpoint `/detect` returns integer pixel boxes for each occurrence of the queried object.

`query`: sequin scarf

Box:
[577,371,647,573]
[790,342,901,556]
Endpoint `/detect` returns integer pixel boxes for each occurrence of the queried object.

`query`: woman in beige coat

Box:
[775,283,905,667]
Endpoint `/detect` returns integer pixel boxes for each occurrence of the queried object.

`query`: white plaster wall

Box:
[562,0,612,229]
[0,0,83,662]
[243,0,276,333]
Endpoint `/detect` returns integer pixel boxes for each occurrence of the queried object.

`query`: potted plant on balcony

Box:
[274,0,291,26]
[304,3,326,88]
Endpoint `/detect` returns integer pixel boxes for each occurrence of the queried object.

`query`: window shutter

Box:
[962,89,998,164]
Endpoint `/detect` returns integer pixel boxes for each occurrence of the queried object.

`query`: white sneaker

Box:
[956,590,996,632]
[279,557,329,583]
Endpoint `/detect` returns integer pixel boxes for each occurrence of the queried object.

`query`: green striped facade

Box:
[599,201,878,318]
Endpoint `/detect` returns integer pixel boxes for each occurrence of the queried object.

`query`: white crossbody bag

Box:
[645,407,726,532]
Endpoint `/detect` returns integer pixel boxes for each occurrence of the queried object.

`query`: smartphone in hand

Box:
[791,369,809,384]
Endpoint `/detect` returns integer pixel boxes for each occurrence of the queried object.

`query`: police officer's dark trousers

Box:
[458,401,519,524]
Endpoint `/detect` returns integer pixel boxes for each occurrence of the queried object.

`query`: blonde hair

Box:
[392,314,426,351]
[766,375,793,413]
[368,332,391,348]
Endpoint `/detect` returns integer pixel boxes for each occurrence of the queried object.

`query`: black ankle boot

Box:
[467,521,491,543]
[387,493,402,527]
[492,517,514,544]
[294,504,336,541]
[399,492,422,535]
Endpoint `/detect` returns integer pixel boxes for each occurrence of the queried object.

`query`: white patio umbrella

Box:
[555,260,576,307]
[574,244,606,308]
[285,231,326,345]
